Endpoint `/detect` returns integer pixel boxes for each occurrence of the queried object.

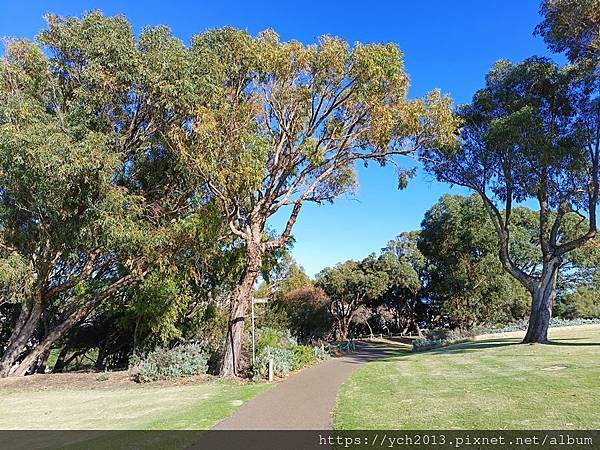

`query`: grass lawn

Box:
[334,325,600,429]
[0,376,270,449]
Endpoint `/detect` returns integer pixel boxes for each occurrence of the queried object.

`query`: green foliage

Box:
[291,345,317,370]
[278,285,332,343]
[130,271,190,347]
[174,30,459,353]
[96,371,111,382]
[185,303,228,356]
[536,0,600,62]
[418,195,530,328]
[134,343,209,382]
[313,344,331,361]
[317,255,390,340]
[0,253,32,304]
[558,286,600,319]
[256,328,280,351]
[0,11,230,374]
[413,328,476,352]
[422,56,599,310]
[253,346,295,379]
[255,327,297,354]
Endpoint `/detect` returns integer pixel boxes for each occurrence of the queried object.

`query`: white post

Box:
[268,357,274,382]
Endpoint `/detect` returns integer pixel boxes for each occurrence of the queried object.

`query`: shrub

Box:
[254,327,297,353]
[313,344,331,361]
[133,343,209,382]
[291,345,316,370]
[424,328,474,341]
[414,328,475,352]
[96,371,111,382]
[414,319,600,352]
[478,318,600,335]
[254,346,295,380]
[279,285,333,343]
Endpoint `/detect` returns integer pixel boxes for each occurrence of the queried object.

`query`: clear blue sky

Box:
[1,1,560,276]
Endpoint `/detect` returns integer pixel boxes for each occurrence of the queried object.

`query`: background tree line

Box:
[278,194,598,342]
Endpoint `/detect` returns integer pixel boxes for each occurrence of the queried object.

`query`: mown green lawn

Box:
[334,326,600,429]
[0,378,270,449]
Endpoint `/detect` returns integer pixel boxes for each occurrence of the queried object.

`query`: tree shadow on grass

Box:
[546,340,600,347]
[340,335,600,364]
[424,339,519,355]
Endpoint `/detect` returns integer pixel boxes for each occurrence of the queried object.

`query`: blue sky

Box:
[1,1,560,276]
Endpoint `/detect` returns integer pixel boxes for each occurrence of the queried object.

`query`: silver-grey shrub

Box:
[135,343,209,382]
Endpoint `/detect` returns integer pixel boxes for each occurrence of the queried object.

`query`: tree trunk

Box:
[0,298,44,377]
[2,271,142,377]
[34,349,50,374]
[52,346,70,373]
[523,259,559,344]
[220,242,263,377]
[336,318,350,341]
[365,321,374,339]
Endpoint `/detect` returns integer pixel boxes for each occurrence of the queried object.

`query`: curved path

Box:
[212,342,401,430]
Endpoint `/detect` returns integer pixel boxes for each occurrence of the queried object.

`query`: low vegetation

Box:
[132,343,210,383]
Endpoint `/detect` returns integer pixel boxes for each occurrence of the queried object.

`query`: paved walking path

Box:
[212,342,404,430]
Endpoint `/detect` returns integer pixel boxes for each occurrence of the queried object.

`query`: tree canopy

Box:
[423,56,599,342]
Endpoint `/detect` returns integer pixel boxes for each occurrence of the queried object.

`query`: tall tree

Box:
[316,256,390,340]
[418,195,530,329]
[0,13,212,376]
[536,0,600,63]
[176,29,458,375]
[423,58,599,342]
[383,232,428,334]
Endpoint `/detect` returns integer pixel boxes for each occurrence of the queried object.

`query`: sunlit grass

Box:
[334,326,600,429]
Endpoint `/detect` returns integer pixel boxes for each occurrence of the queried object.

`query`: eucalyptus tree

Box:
[383,232,429,333]
[418,195,530,329]
[316,256,390,340]
[536,0,600,63]
[176,29,458,375]
[0,13,213,376]
[423,58,599,342]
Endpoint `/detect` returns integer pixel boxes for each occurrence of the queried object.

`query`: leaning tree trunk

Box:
[0,296,45,378]
[365,321,374,339]
[3,273,141,377]
[523,259,559,344]
[220,243,263,377]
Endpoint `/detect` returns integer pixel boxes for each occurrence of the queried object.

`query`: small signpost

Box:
[251,297,268,368]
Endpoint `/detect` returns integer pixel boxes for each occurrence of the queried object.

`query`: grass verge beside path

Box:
[0,378,269,430]
[0,377,270,449]
[334,325,600,430]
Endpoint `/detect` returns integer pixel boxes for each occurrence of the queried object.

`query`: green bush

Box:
[134,343,209,382]
[254,346,295,380]
[414,328,475,352]
[424,328,474,341]
[255,327,297,353]
[313,344,331,361]
[291,345,316,370]
[96,371,111,382]
[256,328,280,351]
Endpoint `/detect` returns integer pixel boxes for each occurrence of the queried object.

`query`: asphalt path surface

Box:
[212,342,401,430]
